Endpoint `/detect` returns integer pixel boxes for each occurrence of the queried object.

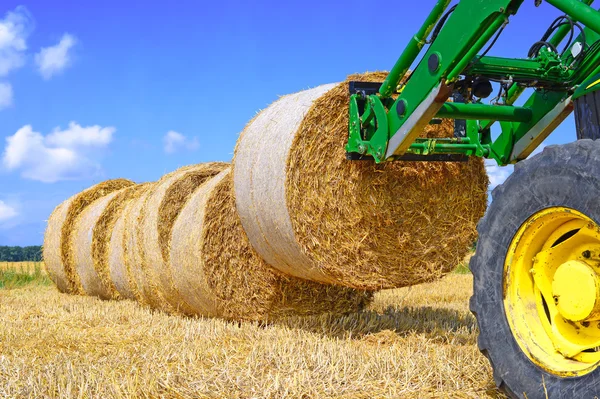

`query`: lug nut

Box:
[583,250,591,259]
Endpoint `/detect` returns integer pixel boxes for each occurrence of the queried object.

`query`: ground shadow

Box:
[274,305,477,344]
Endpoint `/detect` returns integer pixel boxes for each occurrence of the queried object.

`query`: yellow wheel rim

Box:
[505,207,600,377]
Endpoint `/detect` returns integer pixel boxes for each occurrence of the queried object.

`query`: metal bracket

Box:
[452,92,467,138]
[510,97,573,162]
[349,81,384,96]
[348,81,384,126]
[386,82,452,158]
[347,152,468,162]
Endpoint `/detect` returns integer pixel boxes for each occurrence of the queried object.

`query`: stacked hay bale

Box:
[170,168,372,320]
[43,165,371,320]
[71,184,151,300]
[138,162,228,313]
[43,71,489,321]
[233,72,489,290]
[72,189,124,299]
[108,185,153,299]
[44,179,134,294]
[122,188,160,307]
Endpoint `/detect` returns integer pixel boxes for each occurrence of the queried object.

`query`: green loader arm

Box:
[347,0,600,166]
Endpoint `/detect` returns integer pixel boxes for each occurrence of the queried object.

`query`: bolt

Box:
[583,250,591,259]
[357,145,366,155]
[583,321,590,328]
[376,148,383,159]
[396,100,407,117]
[597,322,600,329]
[428,53,440,73]
[553,295,559,305]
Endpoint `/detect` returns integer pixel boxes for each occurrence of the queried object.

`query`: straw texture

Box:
[139,162,228,314]
[93,184,149,299]
[108,185,153,300]
[122,187,160,307]
[234,72,488,290]
[44,179,134,294]
[171,169,372,321]
[73,191,122,299]
[43,201,70,293]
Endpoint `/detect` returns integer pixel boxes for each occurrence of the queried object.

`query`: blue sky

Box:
[0,1,580,245]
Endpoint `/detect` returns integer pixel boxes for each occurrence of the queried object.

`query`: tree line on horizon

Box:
[0,246,43,262]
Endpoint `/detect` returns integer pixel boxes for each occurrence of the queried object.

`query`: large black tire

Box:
[575,92,600,140]
[470,140,600,399]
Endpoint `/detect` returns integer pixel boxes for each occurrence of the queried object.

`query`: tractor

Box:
[345,0,600,396]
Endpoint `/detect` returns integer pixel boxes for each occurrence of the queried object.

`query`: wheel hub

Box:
[504,207,600,377]
[552,260,600,322]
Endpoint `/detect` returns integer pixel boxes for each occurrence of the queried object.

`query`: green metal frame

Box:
[347,0,600,165]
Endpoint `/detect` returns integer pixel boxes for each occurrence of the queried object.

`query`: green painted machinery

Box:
[346,0,600,165]
[346,1,600,397]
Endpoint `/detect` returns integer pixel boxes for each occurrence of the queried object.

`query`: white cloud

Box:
[0,200,17,222]
[0,81,12,109]
[35,33,76,79]
[485,159,514,190]
[163,131,199,154]
[2,122,115,183]
[0,6,33,77]
[46,122,114,148]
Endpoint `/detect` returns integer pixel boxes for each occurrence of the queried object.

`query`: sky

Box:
[0,1,581,245]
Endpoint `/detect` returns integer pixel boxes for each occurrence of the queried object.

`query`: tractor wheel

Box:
[470,140,600,399]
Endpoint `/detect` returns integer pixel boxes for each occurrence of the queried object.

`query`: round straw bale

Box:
[43,179,135,294]
[72,191,122,299]
[108,185,153,300]
[122,187,162,308]
[171,168,372,321]
[83,183,150,299]
[44,202,69,293]
[233,72,489,290]
[139,162,228,314]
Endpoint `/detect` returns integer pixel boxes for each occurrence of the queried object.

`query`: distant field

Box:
[0,266,505,399]
[0,261,50,289]
[0,261,46,274]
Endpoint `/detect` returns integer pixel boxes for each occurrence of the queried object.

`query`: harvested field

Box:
[0,271,507,398]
